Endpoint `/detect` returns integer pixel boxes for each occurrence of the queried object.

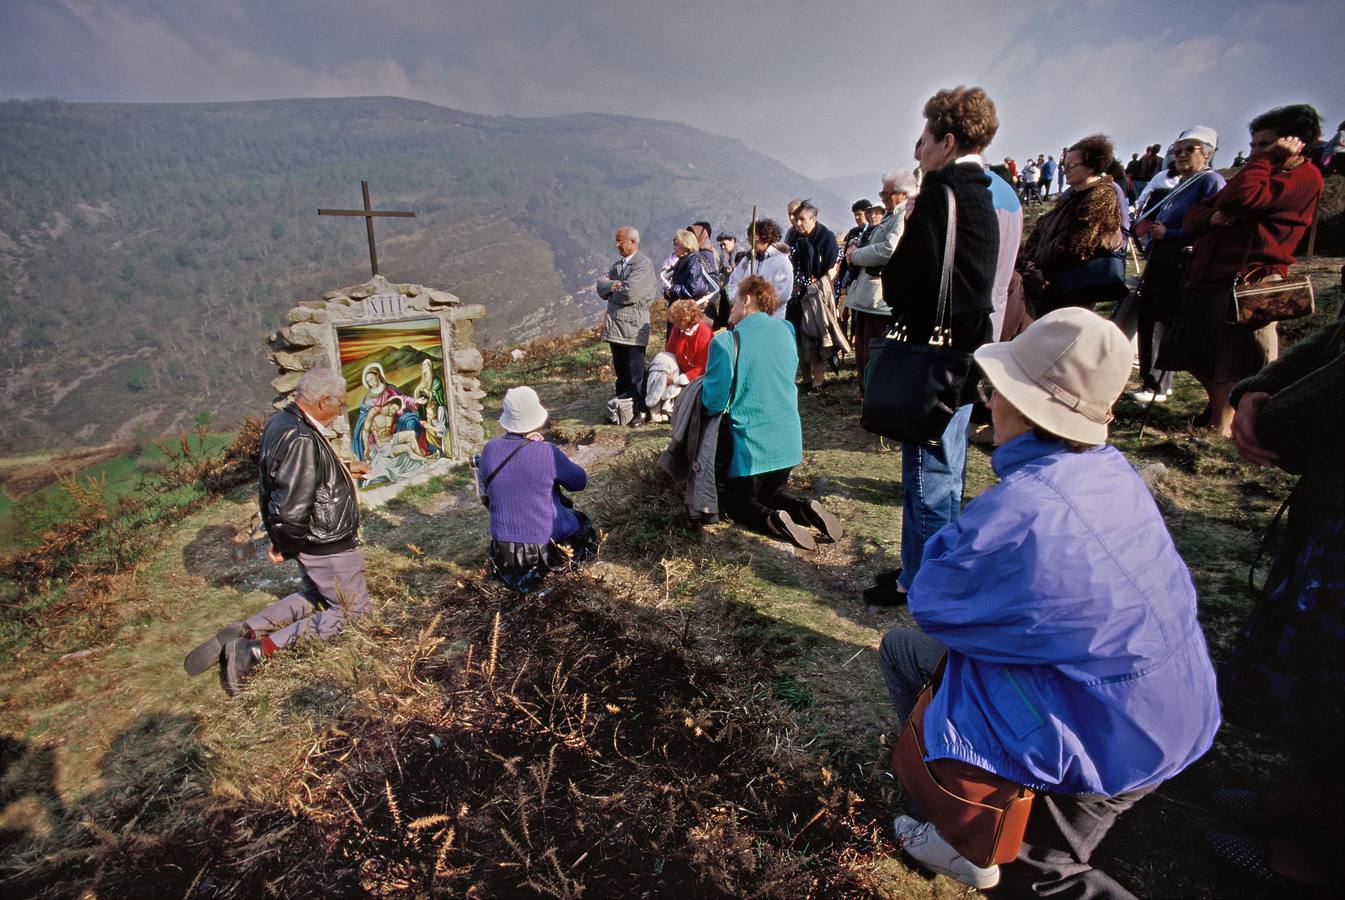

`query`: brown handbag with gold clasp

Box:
[1227,266,1315,329]
[889,655,1035,868]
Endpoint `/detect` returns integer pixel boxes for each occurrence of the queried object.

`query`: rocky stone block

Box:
[279,322,326,348]
[454,376,482,392]
[270,346,328,372]
[426,289,461,307]
[452,347,484,373]
[271,371,302,394]
[287,307,315,324]
[457,422,486,445]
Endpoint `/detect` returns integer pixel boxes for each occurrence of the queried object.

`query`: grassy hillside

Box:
[0,96,846,454]
[0,258,1339,896]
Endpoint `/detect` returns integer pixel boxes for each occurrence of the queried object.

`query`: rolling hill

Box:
[0,96,845,453]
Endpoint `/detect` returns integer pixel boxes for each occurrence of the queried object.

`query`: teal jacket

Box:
[701,312,803,478]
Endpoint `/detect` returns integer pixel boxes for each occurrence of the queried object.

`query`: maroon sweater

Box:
[1184,154,1322,289]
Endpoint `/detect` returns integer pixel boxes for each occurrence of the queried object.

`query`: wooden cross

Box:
[318,181,416,276]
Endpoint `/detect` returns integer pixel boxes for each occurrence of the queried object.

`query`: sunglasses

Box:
[977,381,995,404]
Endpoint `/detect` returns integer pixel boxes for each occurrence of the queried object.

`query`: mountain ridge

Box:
[0,96,847,453]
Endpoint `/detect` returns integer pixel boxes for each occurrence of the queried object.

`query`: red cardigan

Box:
[1184,154,1322,289]
[665,322,713,380]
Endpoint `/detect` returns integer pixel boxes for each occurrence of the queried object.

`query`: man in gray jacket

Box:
[596,226,657,425]
[845,169,917,392]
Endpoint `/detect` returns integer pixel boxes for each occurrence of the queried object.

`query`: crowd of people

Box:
[185,87,1341,897]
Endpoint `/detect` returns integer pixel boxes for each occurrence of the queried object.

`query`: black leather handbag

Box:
[861,186,975,447]
[1049,248,1129,308]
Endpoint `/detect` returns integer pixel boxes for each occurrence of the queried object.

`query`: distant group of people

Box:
[182,82,1342,898]
[1001,152,1062,205]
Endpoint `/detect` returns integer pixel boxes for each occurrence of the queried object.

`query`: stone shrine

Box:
[265,274,487,504]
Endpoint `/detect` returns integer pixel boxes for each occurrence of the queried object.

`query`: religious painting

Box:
[335,318,451,488]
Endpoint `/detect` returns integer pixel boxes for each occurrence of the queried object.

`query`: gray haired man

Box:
[596,226,656,424]
[183,368,373,694]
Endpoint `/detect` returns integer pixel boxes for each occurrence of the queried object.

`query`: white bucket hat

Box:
[498,386,547,434]
[973,308,1131,445]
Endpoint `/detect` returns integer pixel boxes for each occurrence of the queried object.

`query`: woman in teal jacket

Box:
[702,274,841,550]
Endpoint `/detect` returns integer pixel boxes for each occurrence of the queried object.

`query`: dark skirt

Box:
[852,308,891,392]
[488,511,599,593]
[1157,283,1277,382]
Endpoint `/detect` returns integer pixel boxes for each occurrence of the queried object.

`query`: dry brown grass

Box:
[7,570,897,898]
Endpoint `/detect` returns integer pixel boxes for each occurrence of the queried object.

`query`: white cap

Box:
[1176,125,1218,151]
[498,386,547,434]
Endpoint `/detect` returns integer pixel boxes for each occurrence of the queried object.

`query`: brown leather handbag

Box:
[890,656,1035,868]
[1227,267,1315,328]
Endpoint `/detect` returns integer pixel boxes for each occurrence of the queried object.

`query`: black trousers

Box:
[1136,251,1186,395]
[998,784,1159,900]
[609,342,647,412]
[720,467,811,534]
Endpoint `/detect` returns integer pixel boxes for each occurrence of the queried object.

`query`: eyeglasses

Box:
[1173,146,1204,156]
[977,381,995,404]
[1061,162,1086,171]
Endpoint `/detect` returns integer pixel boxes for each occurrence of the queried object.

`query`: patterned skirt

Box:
[1221,500,1345,767]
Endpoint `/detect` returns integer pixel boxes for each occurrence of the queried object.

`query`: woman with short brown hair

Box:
[1018,134,1124,315]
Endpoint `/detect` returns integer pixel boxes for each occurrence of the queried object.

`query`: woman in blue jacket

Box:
[701,274,840,550]
[880,308,1220,895]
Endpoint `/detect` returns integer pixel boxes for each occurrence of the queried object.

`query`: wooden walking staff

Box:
[318,181,416,277]
[748,205,758,276]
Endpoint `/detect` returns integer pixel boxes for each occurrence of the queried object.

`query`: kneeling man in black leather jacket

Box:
[184,368,373,694]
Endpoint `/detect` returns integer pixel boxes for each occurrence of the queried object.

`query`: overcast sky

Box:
[3,0,1342,179]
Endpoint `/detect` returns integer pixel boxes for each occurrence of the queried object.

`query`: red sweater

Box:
[665,322,713,380]
[1184,154,1322,288]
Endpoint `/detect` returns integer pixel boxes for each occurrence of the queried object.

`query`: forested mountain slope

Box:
[0,96,844,452]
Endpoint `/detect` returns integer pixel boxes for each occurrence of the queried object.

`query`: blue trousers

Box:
[898,404,972,591]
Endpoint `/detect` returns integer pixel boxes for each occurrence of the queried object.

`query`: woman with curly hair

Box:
[1019,134,1125,315]
[1159,104,1324,436]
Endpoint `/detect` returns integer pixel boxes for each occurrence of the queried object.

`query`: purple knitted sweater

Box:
[480,435,587,544]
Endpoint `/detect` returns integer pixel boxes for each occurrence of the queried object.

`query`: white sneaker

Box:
[1127,389,1168,404]
[893,815,1001,889]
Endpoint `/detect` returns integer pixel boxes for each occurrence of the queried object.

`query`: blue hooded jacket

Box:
[909,433,1220,796]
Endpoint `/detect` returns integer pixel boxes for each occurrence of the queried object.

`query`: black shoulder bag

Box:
[861,186,976,447]
[478,439,532,508]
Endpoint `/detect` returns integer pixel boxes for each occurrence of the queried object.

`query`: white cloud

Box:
[2,0,1341,178]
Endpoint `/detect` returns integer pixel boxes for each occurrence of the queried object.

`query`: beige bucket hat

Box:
[973,308,1131,445]
[499,386,548,434]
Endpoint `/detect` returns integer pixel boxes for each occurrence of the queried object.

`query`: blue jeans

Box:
[898,404,972,590]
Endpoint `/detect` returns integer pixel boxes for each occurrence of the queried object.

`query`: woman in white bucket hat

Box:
[880,308,1220,894]
[476,386,597,592]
